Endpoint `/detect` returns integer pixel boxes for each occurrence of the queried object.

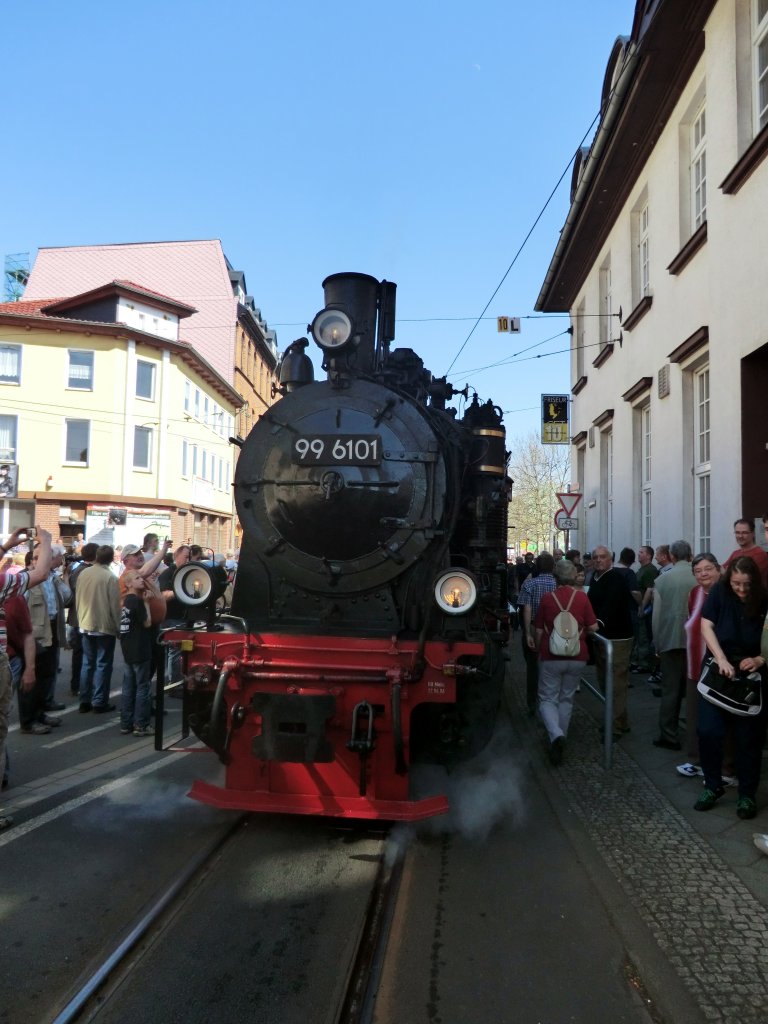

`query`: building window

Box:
[574,300,586,380]
[201,450,207,480]
[639,204,650,296]
[599,258,612,348]
[0,414,18,461]
[194,388,200,419]
[68,350,94,390]
[755,0,768,133]
[136,360,156,400]
[191,444,198,477]
[133,426,152,470]
[641,404,652,545]
[691,105,707,229]
[694,366,711,551]
[600,429,614,549]
[65,419,90,466]
[0,344,21,385]
[184,380,191,414]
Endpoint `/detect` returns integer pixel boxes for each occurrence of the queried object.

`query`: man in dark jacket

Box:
[588,546,637,740]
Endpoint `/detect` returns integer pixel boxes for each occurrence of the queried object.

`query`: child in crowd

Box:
[118,570,153,737]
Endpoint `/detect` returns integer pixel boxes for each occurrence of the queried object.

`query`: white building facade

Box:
[537,0,768,562]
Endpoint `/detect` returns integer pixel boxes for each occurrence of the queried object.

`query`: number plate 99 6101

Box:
[292,435,382,466]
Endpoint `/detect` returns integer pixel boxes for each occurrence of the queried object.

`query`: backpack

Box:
[548,590,581,657]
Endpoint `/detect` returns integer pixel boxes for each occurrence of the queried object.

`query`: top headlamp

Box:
[310,307,354,350]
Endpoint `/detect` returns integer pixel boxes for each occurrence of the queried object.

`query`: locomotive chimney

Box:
[320,272,381,374]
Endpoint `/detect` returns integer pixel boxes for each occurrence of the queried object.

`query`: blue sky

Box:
[1,0,631,439]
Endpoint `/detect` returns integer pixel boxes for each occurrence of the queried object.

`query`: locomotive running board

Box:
[188,779,449,821]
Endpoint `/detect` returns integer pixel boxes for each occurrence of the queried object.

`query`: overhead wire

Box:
[442,70,628,377]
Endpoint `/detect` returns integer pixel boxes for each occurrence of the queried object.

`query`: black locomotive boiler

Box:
[165,272,510,820]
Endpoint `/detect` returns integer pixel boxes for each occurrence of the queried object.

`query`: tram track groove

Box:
[51,815,247,1023]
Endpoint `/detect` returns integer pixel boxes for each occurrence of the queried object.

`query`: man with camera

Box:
[1,526,53,829]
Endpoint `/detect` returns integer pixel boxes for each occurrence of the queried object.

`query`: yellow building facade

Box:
[0,285,242,552]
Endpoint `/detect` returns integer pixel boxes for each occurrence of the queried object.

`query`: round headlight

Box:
[434,571,478,615]
[173,564,215,606]
[310,307,353,350]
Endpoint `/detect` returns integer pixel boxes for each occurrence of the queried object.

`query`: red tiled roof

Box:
[0,298,65,315]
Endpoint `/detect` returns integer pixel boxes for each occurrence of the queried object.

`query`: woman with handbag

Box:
[679,553,721,777]
[696,556,768,818]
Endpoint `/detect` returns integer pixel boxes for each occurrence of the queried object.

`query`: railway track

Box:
[50,816,401,1024]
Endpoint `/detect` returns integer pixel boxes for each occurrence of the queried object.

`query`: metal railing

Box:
[578,632,614,770]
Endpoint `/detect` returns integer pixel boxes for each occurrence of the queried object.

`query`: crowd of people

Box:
[0,530,238,830]
[510,516,768,821]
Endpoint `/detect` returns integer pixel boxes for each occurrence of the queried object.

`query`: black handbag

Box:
[697,658,764,717]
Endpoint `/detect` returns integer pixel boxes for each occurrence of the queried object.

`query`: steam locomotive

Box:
[163,273,510,821]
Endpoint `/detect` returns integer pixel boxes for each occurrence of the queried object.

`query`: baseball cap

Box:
[121,544,142,560]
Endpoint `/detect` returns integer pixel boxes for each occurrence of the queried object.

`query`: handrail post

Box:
[601,634,614,771]
[577,632,614,769]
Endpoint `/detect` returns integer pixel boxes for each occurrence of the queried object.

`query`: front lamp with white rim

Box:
[434,570,478,615]
[173,563,217,607]
[310,307,354,351]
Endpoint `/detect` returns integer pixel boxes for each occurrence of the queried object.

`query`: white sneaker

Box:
[676,763,703,777]
[753,834,768,855]
[722,774,737,787]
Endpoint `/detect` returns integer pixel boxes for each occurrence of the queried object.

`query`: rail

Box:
[578,632,614,770]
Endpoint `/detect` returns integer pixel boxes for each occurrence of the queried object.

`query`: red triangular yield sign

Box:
[556,492,582,517]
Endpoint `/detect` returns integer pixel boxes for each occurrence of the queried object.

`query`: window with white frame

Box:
[0,414,18,461]
[0,344,21,384]
[194,388,200,419]
[184,380,191,414]
[133,426,152,470]
[574,301,586,380]
[691,105,707,229]
[600,428,614,549]
[191,444,198,477]
[755,0,768,133]
[641,404,652,545]
[639,203,650,296]
[182,439,189,477]
[136,360,155,400]
[694,366,711,550]
[201,450,207,480]
[64,419,90,465]
[68,350,94,390]
[204,396,209,425]
[599,258,612,348]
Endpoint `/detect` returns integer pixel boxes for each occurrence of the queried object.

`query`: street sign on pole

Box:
[554,511,578,531]
[556,492,582,517]
[541,395,569,444]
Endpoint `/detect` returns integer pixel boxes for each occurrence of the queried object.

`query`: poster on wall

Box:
[85,505,172,550]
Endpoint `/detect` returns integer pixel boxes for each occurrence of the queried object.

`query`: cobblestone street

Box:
[507,645,768,1024]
